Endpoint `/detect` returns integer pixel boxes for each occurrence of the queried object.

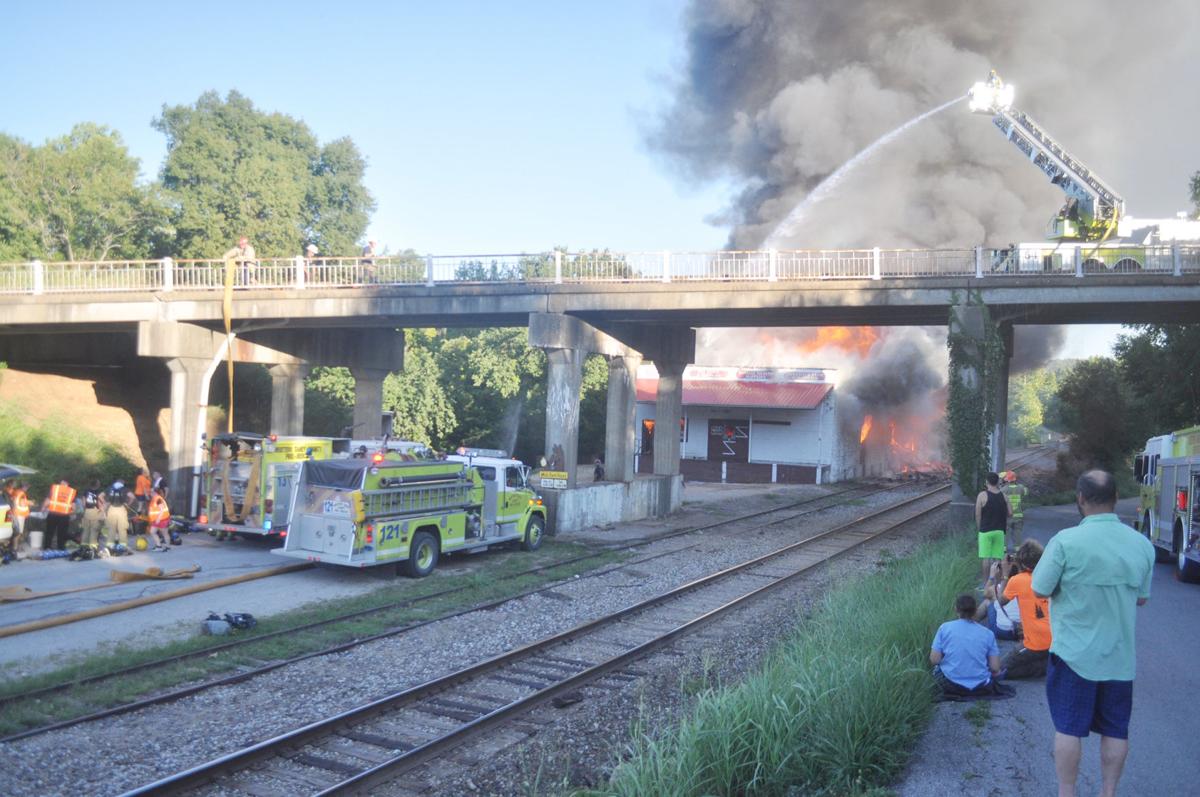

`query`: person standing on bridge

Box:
[1031,470,1155,797]
[222,236,257,286]
[975,471,1011,585]
[1002,470,1029,549]
[361,239,378,283]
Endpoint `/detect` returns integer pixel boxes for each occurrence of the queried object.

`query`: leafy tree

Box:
[1007,368,1060,447]
[304,366,354,436]
[1053,357,1144,473]
[154,91,374,258]
[1114,324,1200,432]
[0,125,166,261]
[1191,170,1200,218]
[384,331,456,445]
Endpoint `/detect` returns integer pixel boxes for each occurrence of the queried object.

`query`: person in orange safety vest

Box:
[43,478,77,551]
[10,482,31,551]
[146,487,172,552]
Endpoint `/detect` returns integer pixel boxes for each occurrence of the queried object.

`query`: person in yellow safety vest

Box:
[1001,470,1029,549]
[42,478,77,551]
[80,479,108,551]
[146,487,172,552]
[11,482,31,552]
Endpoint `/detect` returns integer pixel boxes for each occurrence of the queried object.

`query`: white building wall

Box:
[747,408,821,464]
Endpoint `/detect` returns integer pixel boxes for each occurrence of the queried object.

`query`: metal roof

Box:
[635,378,832,410]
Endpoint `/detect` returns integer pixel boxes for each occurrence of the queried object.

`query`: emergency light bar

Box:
[455,447,509,458]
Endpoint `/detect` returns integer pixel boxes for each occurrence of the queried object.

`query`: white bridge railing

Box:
[0,244,1196,295]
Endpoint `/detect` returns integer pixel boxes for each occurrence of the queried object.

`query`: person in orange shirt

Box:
[134,469,152,513]
[146,487,172,552]
[994,539,1052,679]
[42,478,77,551]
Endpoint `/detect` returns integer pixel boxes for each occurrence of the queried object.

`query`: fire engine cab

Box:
[1134,425,1200,583]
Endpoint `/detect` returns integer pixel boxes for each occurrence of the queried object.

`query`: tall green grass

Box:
[584,535,976,797]
[0,400,137,494]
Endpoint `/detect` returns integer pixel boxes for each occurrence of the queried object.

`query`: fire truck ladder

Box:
[990,108,1125,225]
[361,480,474,517]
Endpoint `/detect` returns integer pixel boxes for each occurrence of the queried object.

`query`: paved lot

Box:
[896,498,1200,796]
[0,479,828,676]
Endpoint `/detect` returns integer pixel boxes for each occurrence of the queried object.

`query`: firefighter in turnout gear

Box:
[43,478,77,550]
[1001,470,1029,549]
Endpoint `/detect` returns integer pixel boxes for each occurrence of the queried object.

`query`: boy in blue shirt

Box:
[931,593,1002,696]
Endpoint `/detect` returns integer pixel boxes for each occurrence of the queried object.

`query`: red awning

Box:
[636,378,832,410]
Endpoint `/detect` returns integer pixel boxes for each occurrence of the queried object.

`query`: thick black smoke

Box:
[652,0,1199,251]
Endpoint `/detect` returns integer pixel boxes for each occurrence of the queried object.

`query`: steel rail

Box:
[121,484,950,796]
[0,481,887,741]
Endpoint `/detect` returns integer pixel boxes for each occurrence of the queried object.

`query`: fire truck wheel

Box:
[1177,551,1200,584]
[403,531,439,578]
[1145,514,1171,563]
[521,516,545,552]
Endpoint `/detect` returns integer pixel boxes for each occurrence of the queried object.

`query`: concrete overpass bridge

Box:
[2,245,1199,523]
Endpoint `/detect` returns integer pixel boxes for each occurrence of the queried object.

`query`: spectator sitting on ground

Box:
[977,554,1022,641]
[931,593,1004,698]
[996,539,1052,679]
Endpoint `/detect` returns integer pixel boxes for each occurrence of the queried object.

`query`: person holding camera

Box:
[978,554,1022,641]
[993,539,1053,679]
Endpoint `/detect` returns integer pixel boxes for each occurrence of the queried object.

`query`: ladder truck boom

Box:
[969,70,1125,241]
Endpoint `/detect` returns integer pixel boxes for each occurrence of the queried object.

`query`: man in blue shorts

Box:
[1032,470,1154,797]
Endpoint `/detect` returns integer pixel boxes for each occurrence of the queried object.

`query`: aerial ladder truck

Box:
[968,70,1199,270]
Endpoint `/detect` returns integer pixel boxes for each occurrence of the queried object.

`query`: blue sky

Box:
[2,0,727,255]
[0,1,1131,358]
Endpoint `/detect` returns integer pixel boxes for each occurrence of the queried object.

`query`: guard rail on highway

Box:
[1,244,1197,295]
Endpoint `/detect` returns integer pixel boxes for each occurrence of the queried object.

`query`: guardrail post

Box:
[425,255,435,287]
[974,246,983,278]
[293,255,306,289]
[872,247,881,280]
[554,250,562,284]
[662,250,671,283]
[768,248,778,282]
[31,259,43,295]
[1074,247,1083,278]
[1173,241,1182,276]
[161,257,174,292]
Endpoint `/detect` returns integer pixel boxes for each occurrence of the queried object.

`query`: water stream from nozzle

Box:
[763,95,966,248]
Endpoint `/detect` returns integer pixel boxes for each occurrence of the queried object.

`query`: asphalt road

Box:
[898,497,1200,796]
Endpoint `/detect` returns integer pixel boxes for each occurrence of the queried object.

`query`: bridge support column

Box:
[989,323,1014,474]
[166,357,209,515]
[653,360,685,477]
[351,368,389,439]
[544,348,586,488]
[948,303,985,532]
[605,353,642,483]
[269,364,309,437]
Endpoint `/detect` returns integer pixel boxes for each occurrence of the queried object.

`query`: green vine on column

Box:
[946,291,1005,497]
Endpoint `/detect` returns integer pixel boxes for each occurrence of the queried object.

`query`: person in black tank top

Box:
[975,471,1012,584]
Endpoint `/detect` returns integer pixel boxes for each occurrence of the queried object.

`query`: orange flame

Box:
[798,327,880,357]
[859,415,874,444]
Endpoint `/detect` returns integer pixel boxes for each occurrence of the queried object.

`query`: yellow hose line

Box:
[223,255,235,433]
[0,562,313,639]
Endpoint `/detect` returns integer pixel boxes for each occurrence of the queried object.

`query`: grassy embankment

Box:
[0,400,138,495]
[581,534,976,797]
[0,542,627,736]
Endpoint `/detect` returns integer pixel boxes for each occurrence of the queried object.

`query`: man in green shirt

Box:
[1032,470,1155,797]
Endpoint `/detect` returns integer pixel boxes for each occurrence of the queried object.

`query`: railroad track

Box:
[122,484,951,796]
[1,479,903,741]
